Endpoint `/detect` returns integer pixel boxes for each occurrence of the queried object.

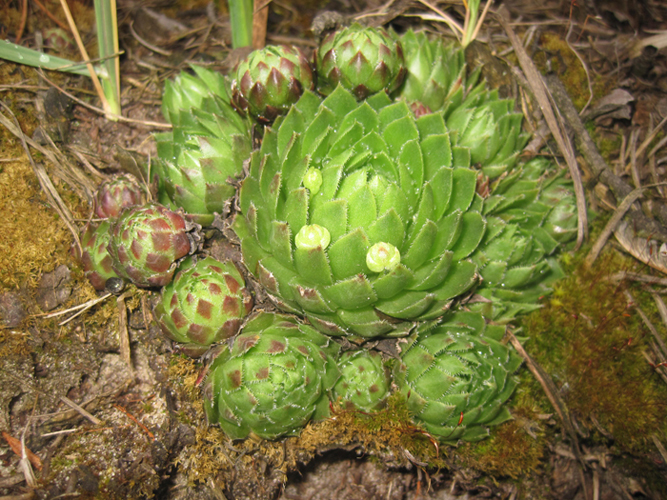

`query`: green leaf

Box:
[446,167,477,214]
[367,208,405,248]
[403,220,437,269]
[451,211,486,260]
[371,264,414,299]
[311,199,348,243]
[376,290,435,319]
[294,245,333,286]
[323,274,377,310]
[327,227,371,280]
[434,260,478,300]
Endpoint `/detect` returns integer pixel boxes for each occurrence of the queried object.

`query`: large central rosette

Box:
[233,85,488,339]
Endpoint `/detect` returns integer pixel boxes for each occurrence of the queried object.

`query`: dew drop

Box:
[39,53,50,63]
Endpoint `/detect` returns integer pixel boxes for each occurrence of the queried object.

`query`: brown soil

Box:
[1,0,667,499]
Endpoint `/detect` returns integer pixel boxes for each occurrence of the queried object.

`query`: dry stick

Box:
[506,332,585,465]
[611,271,667,286]
[546,75,667,233]
[497,7,587,249]
[57,0,111,114]
[31,0,70,31]
[584,185,667,267]
[117,292,133,370]
[59,396,103,425]
[652,435,667,465]
[650,293,667,359]
[252,0,271,50]
[0,101,81,254]
[16,0,28,44]
[38,71,172,129]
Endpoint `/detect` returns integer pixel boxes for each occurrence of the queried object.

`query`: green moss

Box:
[520,246,667,454]
[534,32,611,111]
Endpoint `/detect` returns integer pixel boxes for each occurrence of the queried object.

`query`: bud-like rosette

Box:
[107,203,199,288]
[468,158,579,321]
[78,220,120,291]
[232,45,314,123]
[394,312,522,442]
[94,174,146,219]
[233,86,486,339]
[316,23,406,100]
[156,78,252,225]
[162,65,232,123]
[333,350,390,411]
[203,312,341,439]
[154,257,253,352]
[396,30,467,115]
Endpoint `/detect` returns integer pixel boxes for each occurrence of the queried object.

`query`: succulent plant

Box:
[233,86,489,339]
[394,30,527,179]
[316,23,406,99]
[231,45,314,123]
[162,65,232,123]
[446,88,528,179]
[394,312,522,442]
[203,312,341,439]
[155,80,252,225]
[153,257,253,355]
[77,220,119,291]
[94,174,146,219]
[395,29,468,115]
[333,350,390,411]
[107,203,200,288]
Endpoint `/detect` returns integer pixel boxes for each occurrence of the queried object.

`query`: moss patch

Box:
[520,248,667,453]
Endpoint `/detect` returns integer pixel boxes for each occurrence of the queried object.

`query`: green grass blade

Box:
[228,0,253,48]
[0,39,92,77]
[94,0,121,116]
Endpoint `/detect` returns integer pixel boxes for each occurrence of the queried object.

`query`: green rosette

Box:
[203,312,341,440]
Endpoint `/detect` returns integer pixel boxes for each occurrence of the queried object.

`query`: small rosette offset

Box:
[156,67,252,225]
[333,350,390,411]
[107,203,199,288]
[154,257,253,352]
[394,312,522,442]
[77,220,119,291]
[203,312,341,439]
[316,23,406,99]
[232,45,315,123]
[94,174,146,219]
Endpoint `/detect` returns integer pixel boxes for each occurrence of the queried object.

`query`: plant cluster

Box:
[74,25,578,445]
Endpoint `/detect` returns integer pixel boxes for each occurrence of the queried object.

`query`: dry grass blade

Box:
[0,101,81,255]
[505,331,584,465]
[252,0,271,49]
[625,290,667,359]
[585,186,646,267]
[652,434,667,464]
[60,396,103,425]
[650,292,667,359]
[496,6,588,249]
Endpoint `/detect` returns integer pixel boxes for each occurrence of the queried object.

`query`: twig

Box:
[40,293,112,319]
[117,292,133,370]
[497,7,588,249]
[585,186,646,267]
[38,71,172,129]
[31,0,70,31]
[649,293,667,359]
[252,0,271,49]
[506,331,585,466]
[57,0,111,114]
[652,434,667,465]
[113,404,155,440]
[610,271,667,286]
[0,101,81,255]
[16,0,28,44]
[415,0,464,38]
[545,72,667,238]
[58,293,112,326]
[128,21,173,56]
[625,290,664,353]
[60,396,102,425]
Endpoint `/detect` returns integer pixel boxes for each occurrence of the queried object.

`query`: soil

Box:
[1,0,667,499]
